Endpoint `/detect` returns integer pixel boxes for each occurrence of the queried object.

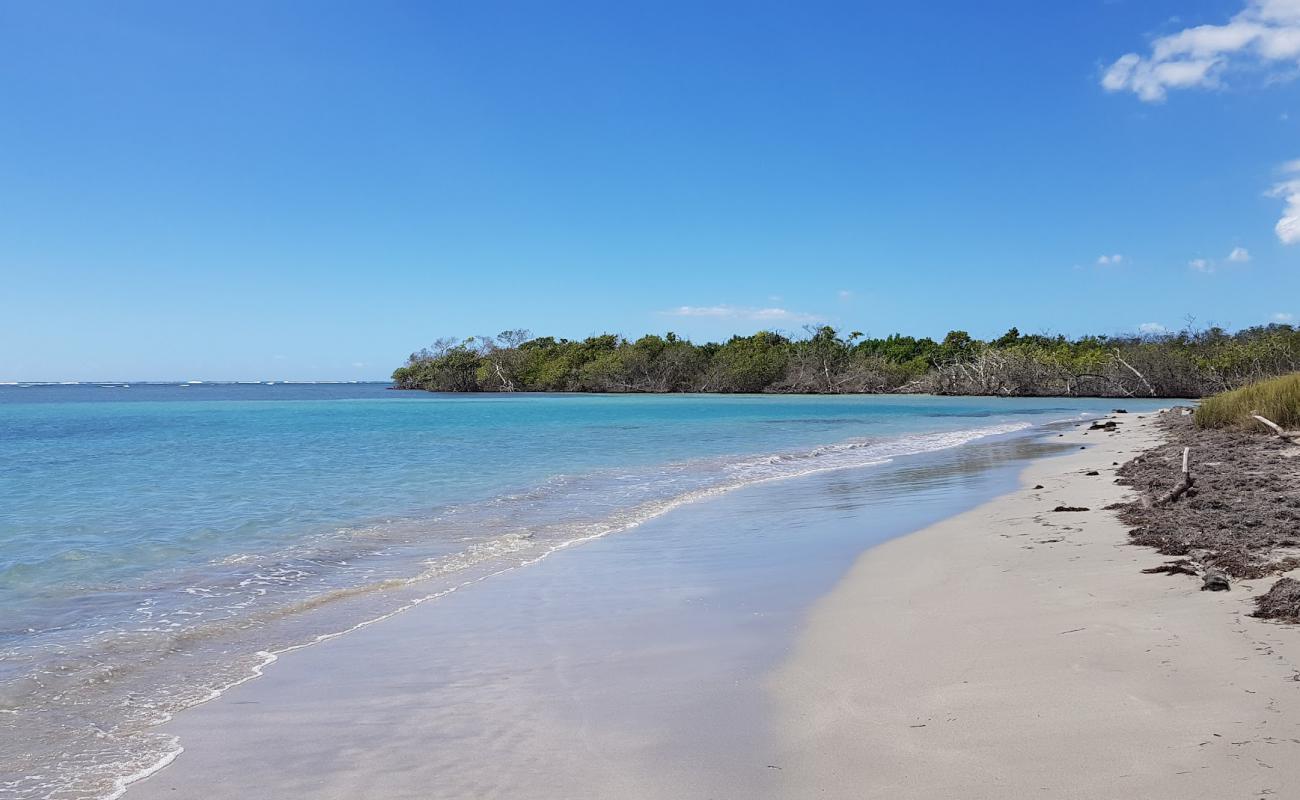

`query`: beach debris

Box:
[1152,447,1194,507]
[1113,409,1128,414]
[1201,569,1231,592]
[1117,412,1300,583]
[1208,548,1300,579]
[1085,470,1100,476]
[1142,559,1198,576]
[1032,484,1044,490]
[1052,505,1090,512]
[1250,412,1300,444]
[1089,420,1119,431]
[1253,578,1300,621]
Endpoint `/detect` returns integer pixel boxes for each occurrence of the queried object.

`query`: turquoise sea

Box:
[0,384,1165,799]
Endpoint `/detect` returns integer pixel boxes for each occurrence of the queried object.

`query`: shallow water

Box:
[0,385,1165,799]
[127,426,1088,800]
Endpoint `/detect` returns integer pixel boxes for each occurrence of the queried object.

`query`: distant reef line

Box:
[391,325,1300,398]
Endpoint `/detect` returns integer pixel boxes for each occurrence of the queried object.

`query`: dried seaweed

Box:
[1253,578,1300,622]
[1141,559,1198,576]
[1114,411,1300,580]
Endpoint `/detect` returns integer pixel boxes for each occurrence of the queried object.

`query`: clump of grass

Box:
[1195,372,1300,430]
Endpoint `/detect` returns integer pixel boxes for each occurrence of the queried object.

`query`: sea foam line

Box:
[103,419,1033,799]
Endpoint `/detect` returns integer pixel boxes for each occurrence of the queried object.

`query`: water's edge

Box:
[3,393,1168,800]
[113,421,1090,800]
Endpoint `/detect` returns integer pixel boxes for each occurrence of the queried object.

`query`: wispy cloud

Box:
[660,305,823,323]
[836,289,853,300]
[1187,245,1256,271]
[1138,322,1168,334]
[1274,311,1296,322]
[1096,253,1124,265]
[1270,159,1300,243]
[1102,0,1300,102]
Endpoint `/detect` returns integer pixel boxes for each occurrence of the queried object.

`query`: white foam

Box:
[80,419,1040,800]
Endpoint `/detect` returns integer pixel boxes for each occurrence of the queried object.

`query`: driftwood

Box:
[1250,412,1300,443]
[1152,447,1194,506]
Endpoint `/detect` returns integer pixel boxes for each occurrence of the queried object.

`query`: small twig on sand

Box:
[1153,447,1194,506]
[1250,412,1300,444]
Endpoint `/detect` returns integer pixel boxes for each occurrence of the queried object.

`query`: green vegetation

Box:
[1195,372,1300,430]
[393,324,1300,398]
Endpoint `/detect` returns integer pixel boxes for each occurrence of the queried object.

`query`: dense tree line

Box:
[391,324,1300,398]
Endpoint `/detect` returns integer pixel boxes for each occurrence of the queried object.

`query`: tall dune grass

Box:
[1195,372,1300,430]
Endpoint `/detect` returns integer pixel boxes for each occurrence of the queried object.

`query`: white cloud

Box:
[1270,159,1300,243]
[351,361,366,368]
[1227,246,1252,261]
[1189,257,1214,272]
[1273,311,1296,321]
[1102,0,1300,101]
[1096,253,1125,265]
[1138,322,1168,334]
[837,289,853,299]
[661,305,823,323]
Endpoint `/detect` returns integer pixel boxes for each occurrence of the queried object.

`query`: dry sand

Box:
[770,412,1300,798]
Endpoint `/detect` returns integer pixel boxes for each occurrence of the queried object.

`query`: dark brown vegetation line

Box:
[393,324,1300,397]
[1114,410,1300,622]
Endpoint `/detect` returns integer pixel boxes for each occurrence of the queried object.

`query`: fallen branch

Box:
[1249,412,1300,444]
[1113,350,1157,397]
[1153,447,1194,506]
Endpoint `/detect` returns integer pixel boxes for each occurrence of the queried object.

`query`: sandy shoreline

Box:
[118,411,1300,799]
[118,426,1072,800]
[770,412,1300,798]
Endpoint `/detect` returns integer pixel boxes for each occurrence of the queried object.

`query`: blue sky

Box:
[3,0,1300,381]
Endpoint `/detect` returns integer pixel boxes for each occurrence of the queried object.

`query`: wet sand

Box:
[122,413,1300,799]
[122,432,1067,799]
[771,412,1300,798]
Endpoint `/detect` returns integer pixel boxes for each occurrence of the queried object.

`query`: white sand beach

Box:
[771,412,1300,798]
